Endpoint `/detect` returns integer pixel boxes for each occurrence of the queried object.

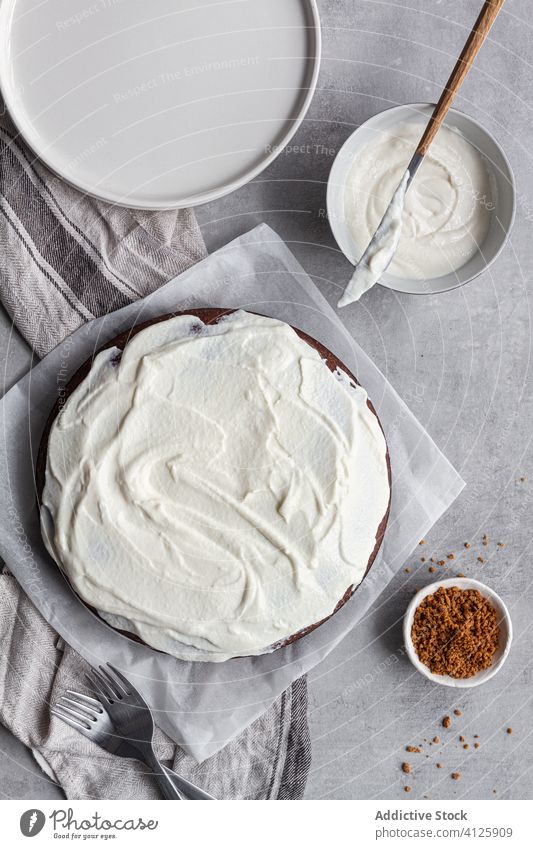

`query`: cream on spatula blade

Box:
[338,0,506,308]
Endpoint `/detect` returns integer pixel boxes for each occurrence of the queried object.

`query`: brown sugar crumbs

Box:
[454,709,462,716]
[451,772,461,781]
[411,586,500,678]
[406,745,421,753]
[443,716,452,729]
[402,762,412,774]
[404,786,412,793]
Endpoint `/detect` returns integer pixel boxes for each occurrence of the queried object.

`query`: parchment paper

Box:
[0,225,464,762]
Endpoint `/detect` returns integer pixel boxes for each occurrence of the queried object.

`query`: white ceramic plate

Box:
[0,0,320,209]
[403,578,513,688]
[327,103,515,295]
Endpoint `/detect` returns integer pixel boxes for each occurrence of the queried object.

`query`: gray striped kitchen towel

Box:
[0,106,311,800]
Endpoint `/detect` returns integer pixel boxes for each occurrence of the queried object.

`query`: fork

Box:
[52,663,214,800]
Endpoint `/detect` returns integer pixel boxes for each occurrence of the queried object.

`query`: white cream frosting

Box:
[345,121,493,283]
[339,170,410,307]
[41,311,390,662]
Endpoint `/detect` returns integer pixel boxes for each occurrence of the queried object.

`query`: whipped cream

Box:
[345,121,493,283]
[41,311,390,662]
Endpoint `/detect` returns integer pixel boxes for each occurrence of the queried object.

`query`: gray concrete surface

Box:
[1,0,532,800]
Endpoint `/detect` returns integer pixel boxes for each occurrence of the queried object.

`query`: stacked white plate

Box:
[0,0,320,208]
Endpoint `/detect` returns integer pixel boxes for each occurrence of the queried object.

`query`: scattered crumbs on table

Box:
[464,542,471,549]
[454,709,462,717]
[437,560,446,566]
[405,567,411,573]
[429,566,436,573]
[436,763,443,769]
[433,736,440,744]
[506,728,513,735]
[404,786,412,793]
[482,534,489,546]
[463,744,469,750]
[459,735,465,743]
[447,553,455,560]
[443,716,452,729]
[419,539,425,545]
[402,762,411,774]
[477,556,485,563]
[451,773,461,781]
[497,542,505,549]
[474,743,480,749]
[406,745,421,753]
[456,573,466,578]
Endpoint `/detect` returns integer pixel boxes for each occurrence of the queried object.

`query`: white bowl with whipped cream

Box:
[327,103,515,295]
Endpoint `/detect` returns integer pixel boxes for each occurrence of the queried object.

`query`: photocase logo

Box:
[20,809,46,837]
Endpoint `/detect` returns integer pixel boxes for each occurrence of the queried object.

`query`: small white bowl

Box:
[327,103,516,295]
[403,578,512,688]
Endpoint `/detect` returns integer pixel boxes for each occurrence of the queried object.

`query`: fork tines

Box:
[85,664,132,704]
[51,690,103,731]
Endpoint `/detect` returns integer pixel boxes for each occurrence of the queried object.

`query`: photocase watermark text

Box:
[113,56,260,103]
[56,0,124,31]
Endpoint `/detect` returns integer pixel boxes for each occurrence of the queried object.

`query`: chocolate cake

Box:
[37,309,391,660]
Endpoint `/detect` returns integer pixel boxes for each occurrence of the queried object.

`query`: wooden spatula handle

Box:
[415,0,505,157]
